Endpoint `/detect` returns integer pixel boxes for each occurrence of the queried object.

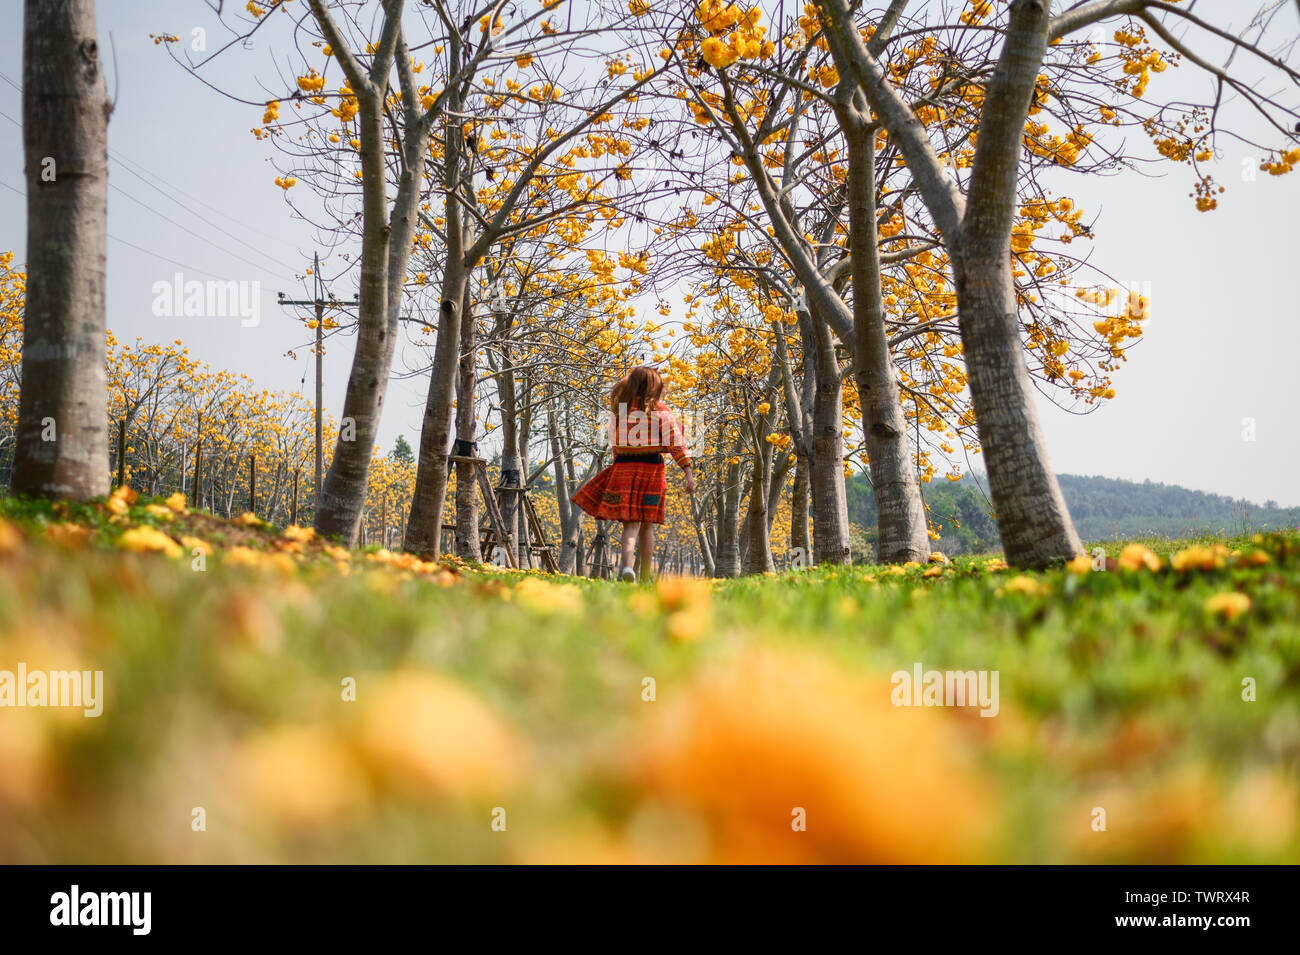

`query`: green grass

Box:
[1,493,1297,863]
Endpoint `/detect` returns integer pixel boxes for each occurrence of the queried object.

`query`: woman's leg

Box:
[638,523,656,581]
[620,521,640,576]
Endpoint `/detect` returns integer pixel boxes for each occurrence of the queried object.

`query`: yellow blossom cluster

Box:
[1260,147,1300,176]
[697,2,773,69]
[1114,26,1170,98]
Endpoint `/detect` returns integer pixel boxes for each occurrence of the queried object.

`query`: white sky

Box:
[0,0,1296,505]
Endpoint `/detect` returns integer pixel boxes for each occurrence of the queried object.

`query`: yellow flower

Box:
[44,522,90,550]
[1000,575,1044,596]
[106,485,137,516]
[666,610,709,643]
[700,36,740,69]
[283,524,316,543]
[1061,765,1218,863]
[1171,545,1226,573]
[631,649,992,863]
[0,518,24,554]
[0,708,54,809]
[1117,543,1162,572]
[1221,769,1298,853]
[180,535,211,555]
[223,545,263,567]
[230,726,369,829]
[355,670,523,800]
[512,577,583,614]
[1065,554,1093,575]
[164,492,188,513]
[655,576,713,641]
[627,591,658,618]
[656,575,711,614]
[144,504,175,522]
[236,512,265,527]
[1204,592,1250,621]
[116,526,182,558]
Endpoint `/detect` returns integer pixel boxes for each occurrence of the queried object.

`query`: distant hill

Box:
[846,472,1300,556]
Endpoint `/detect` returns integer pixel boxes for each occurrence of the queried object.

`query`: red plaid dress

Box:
[572,402,690,525]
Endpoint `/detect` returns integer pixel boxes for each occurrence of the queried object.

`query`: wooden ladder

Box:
[520,485,561,574]
[496,479,561,574]
[448,455,519,569]
[446,455,561,574]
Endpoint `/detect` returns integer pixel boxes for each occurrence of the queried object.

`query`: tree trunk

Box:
[954,249,1082,567]
[314,99,423,542]
[764,450,792,535]
[517,372,535,568]
[790,452,810,562]
[549,409,583,574]
[453,286,480,560]
[845,118,930,563]
[714,456,744,578]
[495,345,522,563]
[954,0,1082,568]
[14,0,110,500]
[819,0,1083,568]
[690,489,716,577]
[404,257,467,557]
[808,311,852,565]
[742,452,774,574]
[404,93,469,558]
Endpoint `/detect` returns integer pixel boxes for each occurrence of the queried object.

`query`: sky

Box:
[0,0,1297,506]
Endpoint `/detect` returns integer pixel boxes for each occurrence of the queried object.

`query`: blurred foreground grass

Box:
[1,490,1298,863]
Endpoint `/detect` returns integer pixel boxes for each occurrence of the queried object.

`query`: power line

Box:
[1,177,235,281]
[0,107,292,281]
[106,234,236,282]
[105,153,301,272]
[0,69,306,272]
[107,181,290,279]
[106,146,303,249]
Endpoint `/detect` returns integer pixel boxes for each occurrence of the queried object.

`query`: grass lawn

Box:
[1,489,1297,863]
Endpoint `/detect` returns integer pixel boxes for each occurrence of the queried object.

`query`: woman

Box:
[572,366,695,581]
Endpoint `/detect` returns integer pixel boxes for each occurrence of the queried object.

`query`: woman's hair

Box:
[610,365,665,413]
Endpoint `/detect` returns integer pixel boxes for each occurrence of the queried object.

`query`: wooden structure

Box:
[444,455,560,573]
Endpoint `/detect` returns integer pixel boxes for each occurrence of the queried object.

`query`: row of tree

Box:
[13,0,1300,573]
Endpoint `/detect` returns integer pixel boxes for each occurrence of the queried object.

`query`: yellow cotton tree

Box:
[634,0,1224,568]
[807,0,1300,566]
[0,253,26,467]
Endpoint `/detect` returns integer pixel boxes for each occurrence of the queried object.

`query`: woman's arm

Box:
[660,408,691,470]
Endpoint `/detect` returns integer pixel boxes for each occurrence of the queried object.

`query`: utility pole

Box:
[278,253,358,514]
